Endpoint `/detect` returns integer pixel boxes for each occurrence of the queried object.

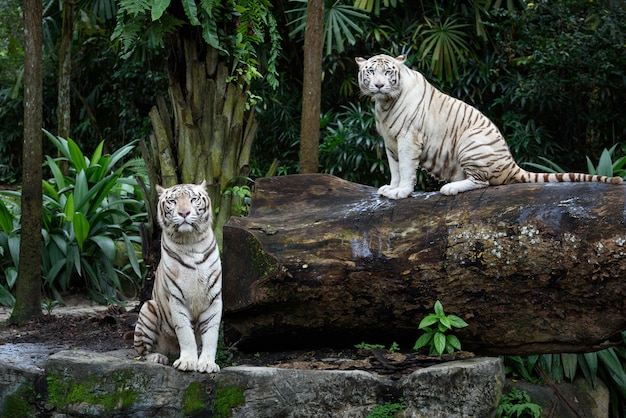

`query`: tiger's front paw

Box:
[145,353,169,365]
[197,360,220,373]
[378,185,413,199]
[439,183,460,195]
[173,356,198,372]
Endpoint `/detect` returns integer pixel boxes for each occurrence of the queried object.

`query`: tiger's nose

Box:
[178,210,190,218]
[375,82,385,89]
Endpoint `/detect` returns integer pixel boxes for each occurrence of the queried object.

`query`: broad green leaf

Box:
[67,137,87,173]
[578,352,598,388]
[539,354,553,379]
[596,148,614,177]
[181,0,200,26]
[72,212,90,250]
[439,315,452,330]
[151,0,171,21]
[413,332,433,350]
[525,157,566,173]
[561,353,578,382]
[598,349,626,398]
[201,19,221,50]
[87,141,104,174]
[433,332,446,356]
[0,285,15,307]
[90,235,116,261]
[101,256,123,291]
[418,314,439,329]
[45,155,66,190]
[103,141,136,173]
[45,259,66,287]
[63,193,75,222]
[447,314,469,329]
[67,244,81,279]
[5,267,17,288]
[43,180,60,201]
[612,154,626,172]
[44,129,70,160]
[123,233,142,278]
[0,199,14,233]
[8,235,20,267]
[446,334,462,351]
[551,353,563,382]
[434,300,444,316]
[73,170,89,210]
[50,233,68,256]
[75,171,121,215]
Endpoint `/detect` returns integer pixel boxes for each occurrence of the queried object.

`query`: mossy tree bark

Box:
[222,174,626,356]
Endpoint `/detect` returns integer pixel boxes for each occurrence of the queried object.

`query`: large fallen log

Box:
[222,174,626,355]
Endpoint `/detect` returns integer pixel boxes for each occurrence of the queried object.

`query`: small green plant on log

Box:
[413,300,468,356]
[355,341,400,353]
[496,388,541,418]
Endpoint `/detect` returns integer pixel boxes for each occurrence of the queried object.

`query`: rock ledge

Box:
[1,345,504,417]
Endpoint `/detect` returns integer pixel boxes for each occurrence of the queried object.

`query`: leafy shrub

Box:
[367,401,406,418]
[0,131,147,306]
[487,1,626,170]
[496,388,541,418]
[319,102,388,187]
[525,144,626,179]
[413,300,468,356]
[0,196,19,306]
[505,331,626,418]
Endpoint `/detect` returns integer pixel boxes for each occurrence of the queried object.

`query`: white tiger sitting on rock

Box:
[356,54,623,199]
[134,180,222,373]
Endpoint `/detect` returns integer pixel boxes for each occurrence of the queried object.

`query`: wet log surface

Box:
[222,174,626,355]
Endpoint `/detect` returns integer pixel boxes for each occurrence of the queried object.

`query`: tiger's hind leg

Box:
[134,300,176,365]
[440,178,489,196]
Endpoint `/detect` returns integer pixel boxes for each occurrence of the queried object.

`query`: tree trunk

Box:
[298,0,324,173]
[57,0,73,140]
[143,35,257,245]
[222,174,626,356]
[138,32,257,301]
[11,0,43,323]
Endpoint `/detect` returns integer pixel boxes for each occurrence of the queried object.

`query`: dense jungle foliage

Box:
[1,1,626,414]
[0,0,625,186]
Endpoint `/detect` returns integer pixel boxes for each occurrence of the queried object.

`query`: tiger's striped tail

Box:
[516,170,623,185]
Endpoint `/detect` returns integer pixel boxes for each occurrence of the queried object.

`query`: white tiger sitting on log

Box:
[134,180,222,373]
[356,54,623,199]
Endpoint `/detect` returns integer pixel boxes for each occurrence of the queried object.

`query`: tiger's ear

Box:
[198,179,207,189]
[395,55,407,64]
[355,57,366,67]
[156,185,165,196]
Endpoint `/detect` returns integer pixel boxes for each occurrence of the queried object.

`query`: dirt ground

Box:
[0,299,473,378]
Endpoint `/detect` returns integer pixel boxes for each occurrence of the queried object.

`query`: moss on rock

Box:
[212,385,245,418]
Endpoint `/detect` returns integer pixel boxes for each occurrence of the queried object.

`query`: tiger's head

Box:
[355,54,407,101]
[156,180,213,237]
